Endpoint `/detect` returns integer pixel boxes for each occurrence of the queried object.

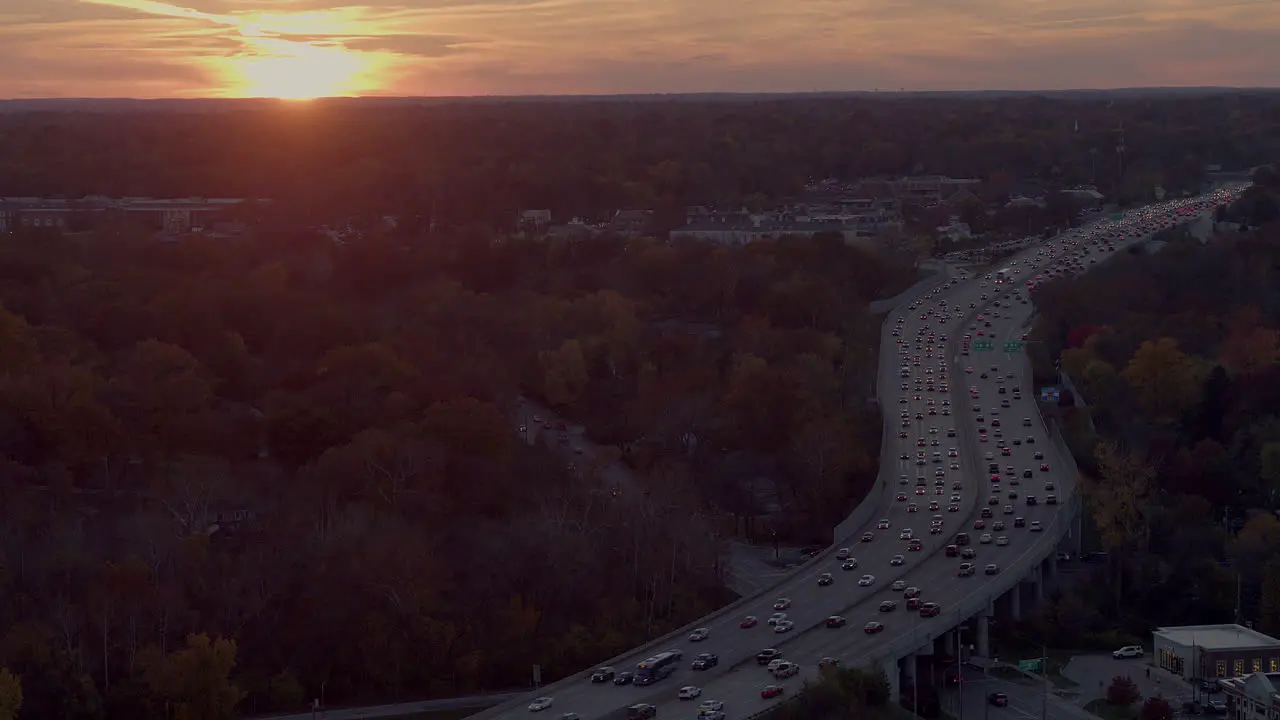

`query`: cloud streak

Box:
[0,0,1275,98]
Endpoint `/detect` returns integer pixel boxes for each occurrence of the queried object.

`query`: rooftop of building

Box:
[1156,624,1280,651]
[1222,672,1280,698]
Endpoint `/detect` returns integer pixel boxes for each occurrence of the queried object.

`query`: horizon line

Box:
[3,85,1280,103]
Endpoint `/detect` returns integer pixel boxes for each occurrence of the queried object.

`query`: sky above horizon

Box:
[2,0,1279,99]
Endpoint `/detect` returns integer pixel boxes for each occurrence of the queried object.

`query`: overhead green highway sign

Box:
[1004,341,1024,353]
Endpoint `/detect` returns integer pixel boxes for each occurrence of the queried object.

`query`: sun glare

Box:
[224,41,379,99]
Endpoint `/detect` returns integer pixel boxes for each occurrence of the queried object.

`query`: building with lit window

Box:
[1153,624,1280,682]
[1220,672,1280,720]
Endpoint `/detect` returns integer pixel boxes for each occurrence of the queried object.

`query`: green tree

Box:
[1258,560,1280,636]
[1260,442,1280,495]
[421,398,513,457]
[113,339,215,457]
[141,633,245,720]
[540,339,589,408]
[0,668,21,720]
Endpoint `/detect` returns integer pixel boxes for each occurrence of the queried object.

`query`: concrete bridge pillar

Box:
[977,615,991,657]
[904,652,917,686]
[1033,563,1046,603]
[1045,553,1058,592]
[1009,584,1022,621]
[883,657,902,701]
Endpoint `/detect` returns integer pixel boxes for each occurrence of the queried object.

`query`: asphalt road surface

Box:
[944,671,1095,720]
[479,187,1244,720]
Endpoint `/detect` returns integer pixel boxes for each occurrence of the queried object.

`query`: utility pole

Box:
[1041,644,1049,720]
[1236,571,1243,625]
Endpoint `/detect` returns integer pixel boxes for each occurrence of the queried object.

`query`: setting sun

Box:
[223,40,378,99]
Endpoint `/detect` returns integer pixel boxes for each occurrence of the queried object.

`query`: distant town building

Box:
[0,196,257,235]
[852,175,982,206]
[936,216,973,244]
[518,209,552,233]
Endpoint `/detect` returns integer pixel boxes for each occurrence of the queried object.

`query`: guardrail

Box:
[471,274,954,720]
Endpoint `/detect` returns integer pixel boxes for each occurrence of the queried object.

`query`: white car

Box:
[858,574,876,586]
[892,579,908,591]
[980,534,993,544]
[996,536,1010,546]
[768,612,787,626]
[699,700,725,713]
[679,686,702,700]
[774,620,795,633]
[1113,646,1144,659]
[689,627,709,642]
[528,697,554,712]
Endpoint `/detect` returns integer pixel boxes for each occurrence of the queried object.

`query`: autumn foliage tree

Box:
[0,668,20,720]
[140,634,245,720]
[1139,696,1173,720]
[1107,675,1142,708]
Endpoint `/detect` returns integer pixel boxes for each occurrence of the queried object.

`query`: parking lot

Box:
[1061,653,1196,706]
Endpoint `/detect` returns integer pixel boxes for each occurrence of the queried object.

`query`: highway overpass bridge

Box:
[470,188,1243,720]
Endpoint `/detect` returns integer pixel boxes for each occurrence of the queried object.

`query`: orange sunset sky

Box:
[2,0,1278,99]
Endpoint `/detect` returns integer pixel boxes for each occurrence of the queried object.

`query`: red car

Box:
[762,685,784,699]
[740,616,758,628]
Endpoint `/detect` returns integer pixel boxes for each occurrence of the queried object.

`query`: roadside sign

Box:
[974,340,994,351]
[1018,659,1043,672]
[1003,341,1023,353]
[1039,387,1060,402]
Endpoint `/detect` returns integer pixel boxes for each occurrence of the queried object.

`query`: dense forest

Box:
[0,218,911,717]
[1009,166,1280,648]
[0,94,1277,718]
[1,92,1279,228]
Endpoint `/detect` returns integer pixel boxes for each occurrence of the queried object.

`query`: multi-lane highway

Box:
[477,186,1245,720]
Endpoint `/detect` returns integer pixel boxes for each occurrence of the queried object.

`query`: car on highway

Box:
[678,686,701,700]
[818,573,834,586]
[589,667,614,683]
[773,598,791,610]
[774,620,794,633]
[919,602,941,617]
[761,685,784,699]
[689,627,709,642]
[864,621,885,634]
[691,651,719,670]
[988,692,1009,707]
[698,699,724,715]
[825,615,847,628]
[626,704,656,720]
[859,574,876,586]
[740,615,757,628]
[528,696,554,712]
[755,648,781,664]
[958,563,976,576]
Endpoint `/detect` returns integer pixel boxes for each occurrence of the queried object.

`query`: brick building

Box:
[1154,624,1280,681]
